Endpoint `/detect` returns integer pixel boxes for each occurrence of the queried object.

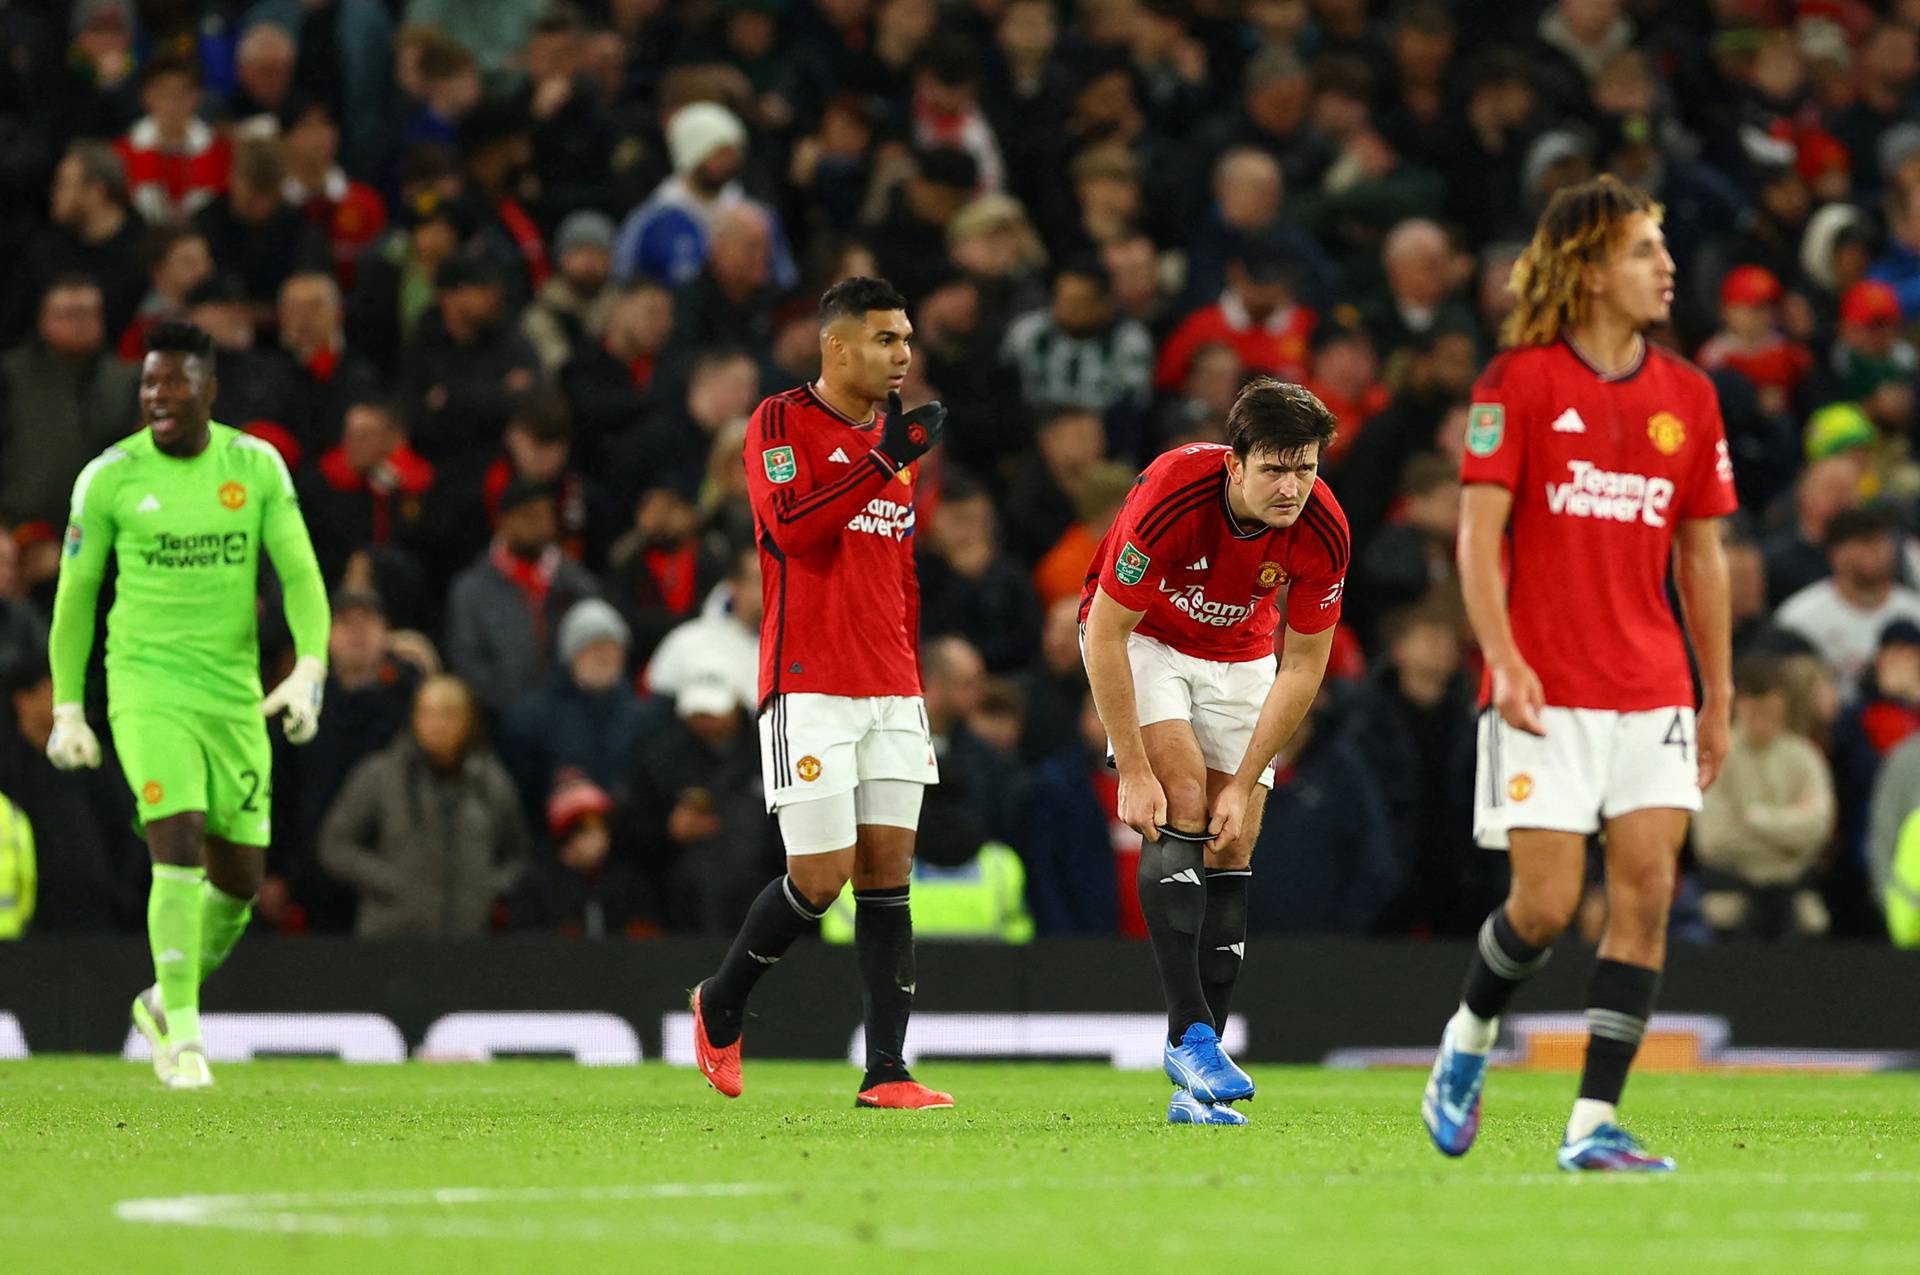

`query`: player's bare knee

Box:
[143,812,207,867]
[1163,775,1207,830]
[1206,838,1254,872]
[1507,884,1580,946]
[787,854,853,908]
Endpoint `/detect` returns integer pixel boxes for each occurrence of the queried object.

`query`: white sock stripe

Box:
[152,864,207,882]
[1477,914,1550,980]
[854,894,912,907]
[1205,870,1253,878]
[780,876,827,921]
[1585,1009,1648,1042]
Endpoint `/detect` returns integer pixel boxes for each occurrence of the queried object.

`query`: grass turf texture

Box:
[3,1060,1917,1274]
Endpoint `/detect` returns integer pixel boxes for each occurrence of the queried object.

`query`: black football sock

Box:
[1578,958,1661,1106]
[1137,833,1212,1045]
[855,885,916,1089]
[1199,868,1251,1030]
[1460,906,1553,1020]
[702,874,827,1048]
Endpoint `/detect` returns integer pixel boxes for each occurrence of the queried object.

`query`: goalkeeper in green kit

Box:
[46,321,330,1089]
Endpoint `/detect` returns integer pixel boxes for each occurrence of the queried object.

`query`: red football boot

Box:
[855,1079,954,1110]
[690,982,743,1098]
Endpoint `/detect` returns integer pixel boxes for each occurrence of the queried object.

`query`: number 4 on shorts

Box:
[1663,710,1689,762]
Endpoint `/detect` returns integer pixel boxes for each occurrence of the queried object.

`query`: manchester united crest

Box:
[1647,412,1686,456]
[1507,773,1534,802]
[1256,561,1287,589]
[797,755,822,783]
[141,780,165,805]
[219,481,248,510]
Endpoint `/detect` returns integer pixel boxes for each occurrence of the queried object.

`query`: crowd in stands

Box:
[2,0,1920,946]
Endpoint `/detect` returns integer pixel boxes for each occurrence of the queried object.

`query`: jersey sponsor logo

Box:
[1507,773,1534,802]
[63,524,83,558]
[1320,577,1345,609]
[1466,403,1504,456]
[1158,580,1254,627]
[141,781,164,805]
[1550,408,1587,434]
[1647,411,1686,456]
[796,755,822,783]
[140,530,251,568]
[218,481,247,510]
[827,447,851,464]
[136,493,162,512]
[845,496,914,540]
[762,446,797,484]
[1256,561,1286,589]
[1715,438,1734,484]
[1115,541,1151,586]
[1544,460,1675,527]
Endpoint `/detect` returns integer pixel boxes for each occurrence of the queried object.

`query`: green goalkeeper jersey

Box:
[49,422,330,720]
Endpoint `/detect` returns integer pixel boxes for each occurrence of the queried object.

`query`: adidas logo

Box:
[1216,942,1245,958]
[1551,408,1586,434]
[1186,557,1209,570]
[155,947,186,964]
[827,447,851,464]
[137,494,161,512]
[748,951,780,965]
[1158,868,1203,886]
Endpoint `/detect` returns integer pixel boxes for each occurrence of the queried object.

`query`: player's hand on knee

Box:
[1118,766,1168,842]
[262,655,327,745]
[46,703,102,770]
[1207,781,1250,852]
[1491,657,1547,736]
[879,391,945,467]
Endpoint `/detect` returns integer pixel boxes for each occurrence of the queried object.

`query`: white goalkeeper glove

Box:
[47,703,102,770]
[261,656,327,745]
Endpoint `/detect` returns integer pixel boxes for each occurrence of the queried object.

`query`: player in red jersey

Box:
[1421,176,1736,1173]
[689,277,953,1110]
[1081,378,1347,1125]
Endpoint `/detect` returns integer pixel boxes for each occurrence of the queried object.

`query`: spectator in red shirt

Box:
[281,96,388,292]
[115,54,231,225]
[1301,316,1390,466]
[1696,265,1813,417]
[1155,232,1317,391]
[300,399,437,587]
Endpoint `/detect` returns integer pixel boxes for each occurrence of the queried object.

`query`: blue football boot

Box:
[1167,1089,1249,1125]
[1557,1124,1676,1173]
[1421,1028,1490,1157]
[1162,1022,1254,1104]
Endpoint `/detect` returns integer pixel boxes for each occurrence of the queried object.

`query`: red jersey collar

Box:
[1561,334,1648,383]
[805,381,877,429]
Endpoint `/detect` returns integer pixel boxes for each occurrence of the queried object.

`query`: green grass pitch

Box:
[3,1059,1917,1274]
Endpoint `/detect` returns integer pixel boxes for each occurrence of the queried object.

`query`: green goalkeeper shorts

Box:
[110,707,274,846]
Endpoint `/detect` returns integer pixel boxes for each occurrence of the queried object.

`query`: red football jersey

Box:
[1461,339,1739,712]
[745,383,923,707]
[1080,443,1350,661]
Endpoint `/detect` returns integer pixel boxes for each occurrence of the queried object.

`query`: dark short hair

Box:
[1825,504,1897,552]
[1225,377,1338,461]
[144,52,201,88]
[146,320,216,362]
[1733,655,1784,699]
[819,275,907,326]
[1054,254,1110,292]
[506,389,572,443]
[64,140,128,205]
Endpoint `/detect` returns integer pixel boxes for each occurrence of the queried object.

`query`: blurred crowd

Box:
[2,0,1919,946]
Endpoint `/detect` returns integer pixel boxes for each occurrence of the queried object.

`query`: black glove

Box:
[878,391,946,468]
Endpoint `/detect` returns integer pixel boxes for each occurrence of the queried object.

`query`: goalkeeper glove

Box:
[878,391,946,468]
[46,703,101,770]
[262,656,327,744]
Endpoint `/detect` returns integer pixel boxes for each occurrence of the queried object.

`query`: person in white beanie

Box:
[611,100,796,292]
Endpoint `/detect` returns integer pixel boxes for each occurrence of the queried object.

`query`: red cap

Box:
[1720,265,1782,309]
[1795,130,1851,183]
[1841,280,1902,327]
[547,776,613,839]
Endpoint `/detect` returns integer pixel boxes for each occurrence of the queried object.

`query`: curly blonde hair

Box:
[1502,175,1663,349]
